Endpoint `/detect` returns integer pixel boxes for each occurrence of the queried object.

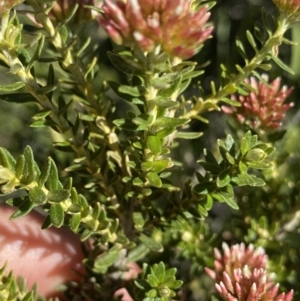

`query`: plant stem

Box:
[186,16,290,118]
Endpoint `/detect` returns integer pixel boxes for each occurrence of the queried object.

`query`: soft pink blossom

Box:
[97,0,213,59]
[222,75,294,130]
[205,243,294,301]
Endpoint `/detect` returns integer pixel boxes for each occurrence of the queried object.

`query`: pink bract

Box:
[97,0,213,59]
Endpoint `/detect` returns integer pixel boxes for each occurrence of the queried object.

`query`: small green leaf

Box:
[246,161,270,169]
[0,93,37,104]
[46,158,60,191]
[147,136,162,155]
[224,197,239,210]
[47,189,70,202]
[15,155,25,179]
[31,109,52,120]
[154,262,165,283]
[151,97,178,109]
[41,215,53,229]
[219,183,234,199]
[118,85,146,97]
[147,275,159,287]
[197,161,221,174]
[29,119,56,128]
[158,76,182,98]
[70,213,81,232]
[216,171,231,187]
[141,161,153,171]
[92,202,101,220]
[68,203,81,213]
[193,182,216,194]
[113,118,147,131]
[23,146,35,183]
[156,127,175,138]
[107,51,143,74]
[50,203,65,227]
[36,84,57,95]
[26,34,45,71]
[221,97,241,106]
[271,55,295,74]
[239,161,248,173]
[133,177,144,186]
[146,172,162,188]
[132,114,154,126]
[126,244,149,263]
[94,250,120,273]
[151,159,172,173]
[38,157,51,187]
[246,30,258,51]
[205,194,213,210]
[134,279,149,290]
[29,186,47,205]
[133,212,146,230]
[140,234,163,252]
[232,174,265,186]
[147,289,157,298]
[175,131,202,139]
[154,117,188,129]
[240,131,253,155]
[81,229,93,241]
[0,82,25,92]
[53,141,73,152]
[225,152,235,164]
[0,148,16,170]
[197,204,208,216]
[10,198,35,219]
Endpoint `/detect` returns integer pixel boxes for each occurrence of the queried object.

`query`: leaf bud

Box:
[245,148,267,162]
[159,285,171,297]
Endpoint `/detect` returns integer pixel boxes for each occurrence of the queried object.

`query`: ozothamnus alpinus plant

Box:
[0,0,299,300]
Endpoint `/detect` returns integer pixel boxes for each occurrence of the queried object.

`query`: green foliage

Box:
[135,262,183,301]
[186,131,273,213]
[0,262,38,301]
[0,0,299,300]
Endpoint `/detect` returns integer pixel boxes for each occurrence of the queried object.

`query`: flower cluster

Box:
[222,76,294,130]
[272,0,300,17]
[97,0,213,59]
[205,243,294,301]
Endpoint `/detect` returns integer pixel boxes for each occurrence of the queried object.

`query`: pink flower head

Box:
[272,0,300,16]
[205,243,267,282]
[98,0,213,59]
[222,75,294,130]
[205,243,294,301]
[215,267,294,301]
